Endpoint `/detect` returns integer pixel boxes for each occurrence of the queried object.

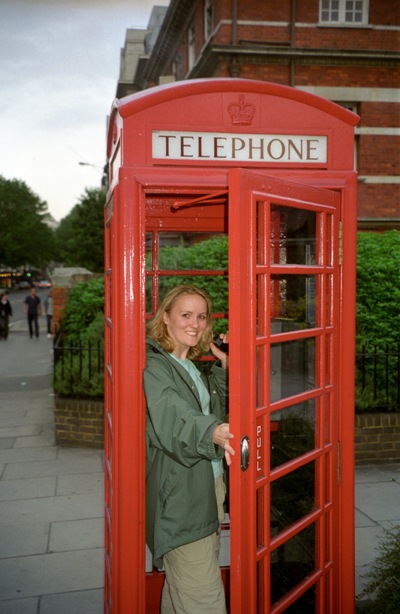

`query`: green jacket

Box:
[144,338,228,569]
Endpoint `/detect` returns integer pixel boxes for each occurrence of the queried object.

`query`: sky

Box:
[1,0,170,222]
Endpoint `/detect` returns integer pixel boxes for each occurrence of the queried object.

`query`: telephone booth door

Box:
[228,169,346,613]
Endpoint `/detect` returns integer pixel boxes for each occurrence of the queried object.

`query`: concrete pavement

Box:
[0,316,104,613]
[0,315,399,612]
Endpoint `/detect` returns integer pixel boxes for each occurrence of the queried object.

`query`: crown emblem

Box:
[228,95,256,126]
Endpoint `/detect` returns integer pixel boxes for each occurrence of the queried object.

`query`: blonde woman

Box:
[144,284,234,614]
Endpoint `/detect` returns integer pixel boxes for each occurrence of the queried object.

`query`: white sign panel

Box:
[152,130,327,163]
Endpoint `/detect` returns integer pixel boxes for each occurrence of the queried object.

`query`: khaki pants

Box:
[161,476,227,614]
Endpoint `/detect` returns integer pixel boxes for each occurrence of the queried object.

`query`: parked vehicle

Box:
[38,280,52,288]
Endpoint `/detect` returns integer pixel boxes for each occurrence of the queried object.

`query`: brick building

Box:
[116,0,400,230]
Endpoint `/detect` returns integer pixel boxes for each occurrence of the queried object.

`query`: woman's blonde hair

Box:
[147,284,213,359]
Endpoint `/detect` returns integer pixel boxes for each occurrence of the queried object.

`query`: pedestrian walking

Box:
[0,292,13,340]
[23,286,42,338]
[44,291,53,338]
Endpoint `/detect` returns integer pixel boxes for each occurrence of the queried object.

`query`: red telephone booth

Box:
[104,79,359,613]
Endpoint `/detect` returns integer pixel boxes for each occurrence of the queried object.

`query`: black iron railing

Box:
[356,343,400,411]
[53,334,104,398]
[52,334,399,410]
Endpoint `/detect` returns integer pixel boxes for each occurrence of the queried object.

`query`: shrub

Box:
[54,277,104,398]
[357,526,400,613]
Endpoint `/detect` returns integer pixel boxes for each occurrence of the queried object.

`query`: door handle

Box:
[240,436,250,471]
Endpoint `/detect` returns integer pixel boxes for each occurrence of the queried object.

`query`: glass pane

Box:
[270,206,317,265]
[325,275,333,326]
[256,200,268,266]
[270,338,316,403]
[157,232,228,270]
[157,274,228,314]
[145,276,153,315]
[324,393,332,445]
[271,462,316,535]
[270,400,316,469]
[325,214,333,267]
[271,524,315,605]
[283,587,316,613]
[256,486,267,548]
[270,275,318,329]
[256,345,267,409]
[256,274,267,336]
[145,232,153,270]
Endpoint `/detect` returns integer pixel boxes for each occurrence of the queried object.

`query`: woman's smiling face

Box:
[163,293,208,359]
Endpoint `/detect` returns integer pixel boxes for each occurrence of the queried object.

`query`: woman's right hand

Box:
[212,423,235,465]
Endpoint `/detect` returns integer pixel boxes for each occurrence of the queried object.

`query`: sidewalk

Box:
[0,318,104,614]
[0,318,399,612]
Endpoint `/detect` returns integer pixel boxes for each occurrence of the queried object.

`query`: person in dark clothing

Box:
[23,286,42,338]
[0,292,13,340]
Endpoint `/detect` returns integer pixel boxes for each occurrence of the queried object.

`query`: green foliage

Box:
[357,526,400,613]
[55,187,105,273]
[356,230,400,350]
[0,175,57,268]
[54,277,104,398]
[156,235,229,315]
[356,231,400,411]
[60,277,104,345]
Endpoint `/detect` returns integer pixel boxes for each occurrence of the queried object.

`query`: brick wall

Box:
[53,396,400,462]
[54,397,104,448]
[355,413,400,464]
[51,286,68,335]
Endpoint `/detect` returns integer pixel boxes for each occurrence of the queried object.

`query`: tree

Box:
[0,175,56,269]
[55,187,105,273]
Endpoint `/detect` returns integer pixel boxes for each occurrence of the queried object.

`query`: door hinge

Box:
[338,220,343,265]
[337,440,341,486]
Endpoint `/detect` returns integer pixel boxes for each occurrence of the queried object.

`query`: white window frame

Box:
[320,0,369,26]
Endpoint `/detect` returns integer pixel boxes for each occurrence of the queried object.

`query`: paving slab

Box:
[2,454,103,480]
[0,521,50,558]
[0,446,57,464]
[57,471,103,496]
[0,492,103,525]
[0,549,103,600]
[0,475,56,502]
[49,517,104,552]
[355,480,400,522]
[14,433,55,448]
[39,589,103,614]
[0,596,39,614]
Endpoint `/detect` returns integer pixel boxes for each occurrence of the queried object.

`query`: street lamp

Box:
[78,161,103,172]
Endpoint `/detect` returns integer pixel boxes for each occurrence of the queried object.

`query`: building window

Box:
[320,0,368,25]
[188,22,196,71]
[204,0,214,40]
